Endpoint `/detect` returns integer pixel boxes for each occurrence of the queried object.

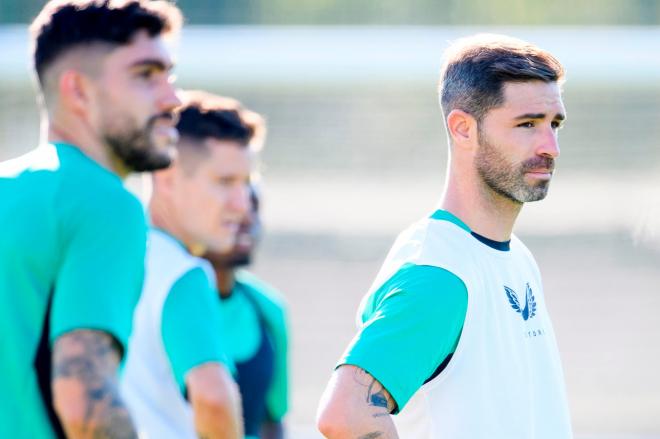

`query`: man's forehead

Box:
[501,81,564,113]
[207,142,251,171]
[103,31,174,69]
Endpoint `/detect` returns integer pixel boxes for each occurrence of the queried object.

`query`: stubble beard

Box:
[218,252,252,269]
[475,127,554,204]
[103,114,176,172]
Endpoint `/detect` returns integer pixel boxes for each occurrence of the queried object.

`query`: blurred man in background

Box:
[121,91,262,439]
[0,1,181,437]
[205,185,290,439]
[317,34,572,439]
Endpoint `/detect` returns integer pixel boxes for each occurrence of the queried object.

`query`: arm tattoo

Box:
[53,330,137,439]
[352,368,397,414]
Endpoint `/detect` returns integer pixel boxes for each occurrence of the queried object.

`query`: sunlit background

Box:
[1,1,659,438]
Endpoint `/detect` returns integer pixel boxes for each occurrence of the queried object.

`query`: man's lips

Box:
[525,168,554,178]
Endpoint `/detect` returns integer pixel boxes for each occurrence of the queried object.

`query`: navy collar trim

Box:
[470,231,510,251]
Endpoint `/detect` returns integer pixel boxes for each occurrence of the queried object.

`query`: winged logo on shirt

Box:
[504,283,537,321]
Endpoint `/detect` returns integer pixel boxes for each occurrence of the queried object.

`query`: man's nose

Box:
[537,128,560,159]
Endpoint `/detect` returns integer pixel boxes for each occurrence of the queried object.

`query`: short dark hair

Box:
[176,90,265,149]
[439,34,564,122]
[30,0,182,83]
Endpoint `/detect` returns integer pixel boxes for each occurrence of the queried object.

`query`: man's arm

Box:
[52,329,137,439]
[317,365,398,439]
[186,363,243,439]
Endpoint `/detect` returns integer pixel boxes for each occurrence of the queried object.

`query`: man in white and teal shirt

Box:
[0,1,181,437]
[317,33,573,439]
[121,91,263,439]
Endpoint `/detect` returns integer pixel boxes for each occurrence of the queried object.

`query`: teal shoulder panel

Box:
[339,263,467,412]
[429,209,471,232]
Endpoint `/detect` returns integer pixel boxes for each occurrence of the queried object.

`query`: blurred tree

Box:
[0,0,658,25]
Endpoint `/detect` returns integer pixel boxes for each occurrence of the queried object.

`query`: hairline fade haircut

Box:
[30,0,182,85]
[439,33,565,124]
[175,90,266,174]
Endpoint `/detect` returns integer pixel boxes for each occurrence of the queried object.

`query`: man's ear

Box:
[58,69,92,116]
[446,109,478,149]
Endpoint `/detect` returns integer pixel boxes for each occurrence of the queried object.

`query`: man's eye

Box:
[137,69,156,80]
[551,120,563,129]
[517,121,534,128]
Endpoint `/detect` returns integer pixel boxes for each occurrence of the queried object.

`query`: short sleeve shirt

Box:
[0,143,147,438]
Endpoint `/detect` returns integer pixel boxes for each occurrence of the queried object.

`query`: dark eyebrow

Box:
[129,58,173,72]
[514,112,566,121]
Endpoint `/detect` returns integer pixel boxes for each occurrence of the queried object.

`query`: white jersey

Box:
[120,229,215,439]
[380,215,573,439]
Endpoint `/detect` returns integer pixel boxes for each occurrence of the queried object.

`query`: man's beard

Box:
[223,251,252,268]
[207,249,252,270]
[475,127,555,204]
[104,113,176,172]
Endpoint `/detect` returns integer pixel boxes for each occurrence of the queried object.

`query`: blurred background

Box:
[1,1,659,438]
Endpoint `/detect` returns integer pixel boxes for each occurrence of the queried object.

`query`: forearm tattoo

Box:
[52,330,137,439]
[352,368,397,414]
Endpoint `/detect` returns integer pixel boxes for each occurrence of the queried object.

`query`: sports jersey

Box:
[120,228,232,439]
[220,270,289,438]
[340,209,572,439]
[0,142,148,438]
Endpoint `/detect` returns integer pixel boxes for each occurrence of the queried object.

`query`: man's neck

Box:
[441,168,522,242]
[150,202,200,255]
[47,120,129,178]
[215,269,236,299]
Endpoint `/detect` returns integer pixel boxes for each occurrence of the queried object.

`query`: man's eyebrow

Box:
[514,112,566,121]
[129,58,173,71]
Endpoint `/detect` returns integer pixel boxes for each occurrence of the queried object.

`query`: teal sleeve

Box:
[236,271,289,421]
[50,188,147,354]
[162,267,232,395]
[265,305,288,422]
[338,263,467,412]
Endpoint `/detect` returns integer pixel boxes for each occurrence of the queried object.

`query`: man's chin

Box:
[128,152,173,172]
[228,254,251,268]
[221,253,252,269]
[520,186,551,203]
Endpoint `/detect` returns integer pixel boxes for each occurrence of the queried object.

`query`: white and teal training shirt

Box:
[120,228,233,439]
[0,143,148,438]
[339,210,573,439]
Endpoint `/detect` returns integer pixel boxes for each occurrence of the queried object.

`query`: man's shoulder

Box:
[236,270,285,305]
[0,145,62,201]
[365,262,467,315]
[236,270,288,327]
[146,230,216,297]
[56,146,131,202]
[395,213,473,253]
[510,233,534,256]
[27,143,144,228]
